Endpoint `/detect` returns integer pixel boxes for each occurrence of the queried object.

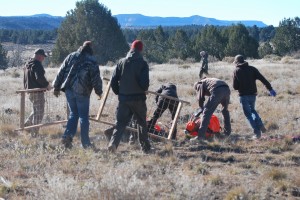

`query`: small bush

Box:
[266,168,287,181]
[11,71,20,78]
[264,54,281,62]
[225,187,249,200]
[178,65,190,69]
[222,56,235,63]
[195,164,210,175]
[281,56,294,64]
[208,175,223,186]
[168,58,184,65]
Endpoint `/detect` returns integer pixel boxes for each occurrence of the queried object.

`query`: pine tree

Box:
[272,17,300,56]
[224,24,259,58]
[168,29,191,60]
[52,0,129,65]
[194,25,225,60]
[0,43,8,70]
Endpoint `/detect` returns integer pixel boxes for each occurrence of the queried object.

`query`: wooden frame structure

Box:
[15,78,190,141]
[92,78,190,141]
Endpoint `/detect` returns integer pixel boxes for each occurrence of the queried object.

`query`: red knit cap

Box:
[131,40,143,52]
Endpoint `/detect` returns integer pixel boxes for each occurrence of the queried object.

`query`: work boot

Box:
[62,136,73,149]
[260,125,267,133]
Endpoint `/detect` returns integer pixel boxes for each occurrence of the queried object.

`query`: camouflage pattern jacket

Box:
[53,48,102,96]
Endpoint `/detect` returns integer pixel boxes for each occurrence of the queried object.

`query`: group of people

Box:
[23,39,276,153]
[191,54,276,143]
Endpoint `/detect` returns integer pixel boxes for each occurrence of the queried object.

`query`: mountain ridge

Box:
[115,14,267,27]
[0,14,267,30]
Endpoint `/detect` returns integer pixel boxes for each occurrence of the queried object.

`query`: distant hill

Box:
[0,14,267,30]
[115,14,267,28]
[0,14,64,30]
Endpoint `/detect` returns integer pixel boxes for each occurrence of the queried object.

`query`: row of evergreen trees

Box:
[0,29,56,44]
[0,0,299,69]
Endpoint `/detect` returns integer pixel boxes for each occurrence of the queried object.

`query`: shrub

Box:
[225,187,249,200]
[222,56,235,63]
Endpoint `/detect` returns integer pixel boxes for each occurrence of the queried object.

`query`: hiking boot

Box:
[107,144,117,153]
[260,125,267,133]
[62,136,73,149]
[142,147,155,154]
[82,143,98,152]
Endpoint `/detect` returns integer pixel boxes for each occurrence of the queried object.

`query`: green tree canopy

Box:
[168,29,192,60]
[137,26,169,63]
[194,25,225,60]
[223,24,259,58]
[52,0,129,65]
[272,17,300,55]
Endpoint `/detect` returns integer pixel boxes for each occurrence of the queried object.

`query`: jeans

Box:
[239,95,263,135]
[109,100,151,152]
[63,90,91,147]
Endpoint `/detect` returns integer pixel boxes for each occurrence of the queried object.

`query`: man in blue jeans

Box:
[52,41,103,148]
[233,55,276,139]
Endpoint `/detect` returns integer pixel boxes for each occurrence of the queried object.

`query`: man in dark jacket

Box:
[191,77,231,142]
[233,55,276,139]
[23,48,51,134]
[52,41,103,148]
[108,40,151,153]
[199,51,208,78]
[148,83,179,140]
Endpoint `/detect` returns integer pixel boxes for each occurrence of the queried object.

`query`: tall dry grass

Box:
[0,57,300,199]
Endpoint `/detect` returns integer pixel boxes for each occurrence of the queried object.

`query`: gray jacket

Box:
[194,78,229,108]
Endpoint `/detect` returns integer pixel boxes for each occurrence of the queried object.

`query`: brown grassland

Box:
[0,50,300,199]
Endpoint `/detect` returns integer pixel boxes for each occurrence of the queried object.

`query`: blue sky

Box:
[0,0,299,26]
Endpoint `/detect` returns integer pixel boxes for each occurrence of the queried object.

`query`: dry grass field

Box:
[0,52,300,199]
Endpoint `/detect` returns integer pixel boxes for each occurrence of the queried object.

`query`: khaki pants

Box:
[24,92,45,133]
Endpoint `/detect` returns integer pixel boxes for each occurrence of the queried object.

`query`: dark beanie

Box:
[82,41,93,55]
[233,54,245,64]
[131,40,143,52]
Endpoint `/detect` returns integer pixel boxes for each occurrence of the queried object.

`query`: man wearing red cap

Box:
[108,40,151,153]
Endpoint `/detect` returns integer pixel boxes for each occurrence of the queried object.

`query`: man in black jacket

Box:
[233,55,276,139]
[108,40,151,153]
[53,41,103,148]
[147,83,179,140]
[23,48,51,134]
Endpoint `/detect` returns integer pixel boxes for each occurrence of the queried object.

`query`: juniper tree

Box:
[52,0,128,65]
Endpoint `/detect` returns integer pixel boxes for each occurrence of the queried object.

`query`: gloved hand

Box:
[97,94,102,100]
[269,89,277,97]
[54,90,60,97]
